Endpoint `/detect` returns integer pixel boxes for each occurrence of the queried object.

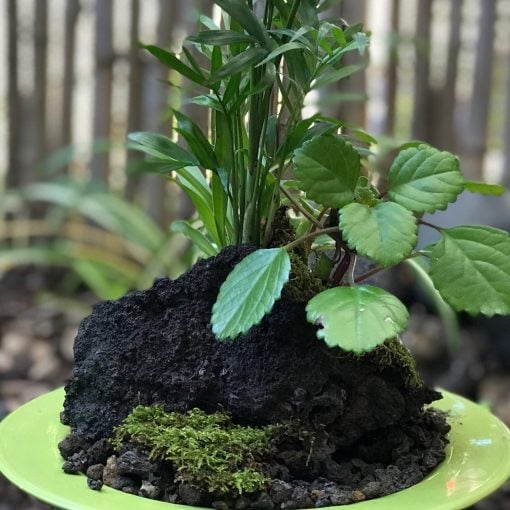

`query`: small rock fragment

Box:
[62,451,88,474]
[87,478,103,491]
[86,464,104,481]
[117,450,152,478]
[177,483,204,506]
[139,480,160,499]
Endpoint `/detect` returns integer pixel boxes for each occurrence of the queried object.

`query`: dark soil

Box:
[58,245,450,508]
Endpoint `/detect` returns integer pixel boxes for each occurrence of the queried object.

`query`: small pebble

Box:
[86,464,104,481]
[139,480,160,499]
[87,478,103,491]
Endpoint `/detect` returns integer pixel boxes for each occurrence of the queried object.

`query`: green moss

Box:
[368,338,423,388]
[112,407,279,496]
[284,252,326,302]
[335,338,423,389]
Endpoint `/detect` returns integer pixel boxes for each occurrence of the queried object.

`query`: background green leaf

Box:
[293,135,360,207]
[214,0,273,49]
[208,47,267,84]
[387,144,464,213]
[306,285,408,353]
[143,45,205,84]
[426,226,510,316]
[464,181,506,196]
[127,132,199,165]
[187,30,257,46]
[171,220,219,257]
[211,248,291,340]
[339,201,417,266]
[174,111,218,170]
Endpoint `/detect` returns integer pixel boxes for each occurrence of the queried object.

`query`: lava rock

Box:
[58,433,91,459]
[212,501,230,510]
[117,450,152,478]
[251,492,275,510]
[62,450,88,474]
[269,480,293,504]
[86,438,113,466]
[177,483,204,506]
[86,463,104,481]
[102,455,137,491]
[139,480,160,499]
[87,478,103,491]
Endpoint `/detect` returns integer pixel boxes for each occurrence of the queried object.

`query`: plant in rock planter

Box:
[1,1,510,510]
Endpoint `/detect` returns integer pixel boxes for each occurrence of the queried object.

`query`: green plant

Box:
[113,406,279,495]
[0,178,187,300]
[131,0,510,354]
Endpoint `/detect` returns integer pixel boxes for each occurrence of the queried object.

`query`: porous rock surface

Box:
[62,245,439,444]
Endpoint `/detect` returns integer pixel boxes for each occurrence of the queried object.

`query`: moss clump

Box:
[284,252,326,302]
[112,406,278,496]
[369,338,423,389]
[335,338,423,389]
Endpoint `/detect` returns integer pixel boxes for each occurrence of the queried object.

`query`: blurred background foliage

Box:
[1,0,509,302]
[0,1,510,508]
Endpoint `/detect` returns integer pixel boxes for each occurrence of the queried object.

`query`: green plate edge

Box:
[0,388,509,510]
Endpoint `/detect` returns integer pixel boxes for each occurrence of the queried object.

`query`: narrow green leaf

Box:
[306,286,408,353]
[293,135,360,207]
[256,41,311,67]
[143,45,205,84]
[211,45,223,73]
[464,181,506,196]
[191,94,224,112]
[171,220,219,257]
[126,159,193,175]
[174,111,218,170]
[312,63,366,89]
[387,144,464,213]
[339,202,417,266]
[211,173,228,247]
[127,132,199,164]
[211,248,291,340]
[208,47,268,84]
[215,0,273,49]
[426,226,510,316]
[405,258,461,351]
[187,30,257,46]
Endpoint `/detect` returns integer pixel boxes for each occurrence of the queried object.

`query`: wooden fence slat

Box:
[6,0,20,188]
[463,0,497,179]
[384,0,400,136]
[61,0,81,157]
[138,0,177,224]
[124,0,142,201]
[90,0,114,183]
[437,0,463,151]
[411,0,433,142]
[335,0,367,127]
[33,0,48,168]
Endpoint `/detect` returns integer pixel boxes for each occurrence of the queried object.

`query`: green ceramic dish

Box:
[0,388,509,510]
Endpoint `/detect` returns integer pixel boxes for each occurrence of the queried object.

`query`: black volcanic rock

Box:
[62,245,438,443]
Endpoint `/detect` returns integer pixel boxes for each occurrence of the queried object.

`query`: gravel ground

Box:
[1,268,509,509]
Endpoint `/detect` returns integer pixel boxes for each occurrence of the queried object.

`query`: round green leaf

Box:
[211,248,291,340]
[305,285,409,353]
[293,135,360,208]
[387,144,464,213]
[339,201,417,267]
[427,226,510,316]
